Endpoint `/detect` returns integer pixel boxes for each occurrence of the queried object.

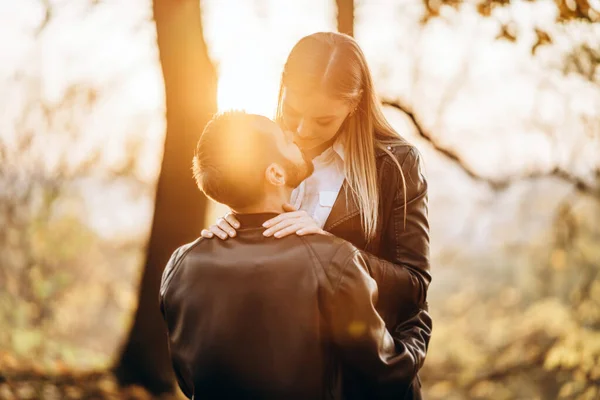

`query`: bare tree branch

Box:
[383,99,491,182]
[383,99,600,196]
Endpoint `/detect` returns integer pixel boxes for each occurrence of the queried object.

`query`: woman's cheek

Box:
[283,115,299,131]
[324,124,342,140]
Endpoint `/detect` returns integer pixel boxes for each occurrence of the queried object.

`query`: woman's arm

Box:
[323,242,432,397]
[359,147,431,325]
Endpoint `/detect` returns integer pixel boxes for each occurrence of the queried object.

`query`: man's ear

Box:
[265,163,286,186]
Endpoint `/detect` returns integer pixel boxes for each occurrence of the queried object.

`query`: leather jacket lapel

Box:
[323,181,360,231]
[324,148,389,232]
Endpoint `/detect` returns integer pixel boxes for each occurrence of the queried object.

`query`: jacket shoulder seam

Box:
[160,237,205,299]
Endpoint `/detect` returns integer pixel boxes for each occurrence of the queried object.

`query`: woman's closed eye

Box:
[316,120,332,127]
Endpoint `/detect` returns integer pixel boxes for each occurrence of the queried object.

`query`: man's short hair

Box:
[192,111,279,209]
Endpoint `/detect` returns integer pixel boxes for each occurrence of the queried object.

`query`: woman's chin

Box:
[295,141,318,150]
[295,138,326,150]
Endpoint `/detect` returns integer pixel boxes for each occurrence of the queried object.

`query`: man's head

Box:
[193,111,314,211]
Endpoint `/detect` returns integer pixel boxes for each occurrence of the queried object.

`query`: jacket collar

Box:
[232,212,279,229]
[332,138,346,162]
[333,141,394,161]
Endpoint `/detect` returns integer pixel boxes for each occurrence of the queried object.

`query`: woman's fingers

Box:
[263,210,307,228]
[217,217,237,237]
[273,223,305,238]
[209,224,229,240]
[206,208,321,239]
[201,213,239,240]
[296,226,324,236]
[207,218,322,239]
[263,217,302,237]
[225,213,240,229]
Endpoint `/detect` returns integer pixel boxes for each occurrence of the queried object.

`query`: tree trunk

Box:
[336,0,354,37]
[113,0,217,394]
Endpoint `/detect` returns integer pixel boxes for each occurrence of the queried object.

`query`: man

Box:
[159,111,431,399]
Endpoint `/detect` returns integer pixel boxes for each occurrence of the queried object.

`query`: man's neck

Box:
[233,190,292,215]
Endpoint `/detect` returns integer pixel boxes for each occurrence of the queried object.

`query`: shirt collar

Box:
[332,138,346,162]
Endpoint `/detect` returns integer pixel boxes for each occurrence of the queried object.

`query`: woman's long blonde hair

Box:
[276,32,406,242]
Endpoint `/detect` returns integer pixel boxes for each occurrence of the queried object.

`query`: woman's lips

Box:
[293,135,320,145]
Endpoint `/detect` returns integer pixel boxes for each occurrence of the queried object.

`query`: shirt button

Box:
[387,146,392,150]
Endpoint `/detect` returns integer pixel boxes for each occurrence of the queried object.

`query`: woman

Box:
[201,32,431,399]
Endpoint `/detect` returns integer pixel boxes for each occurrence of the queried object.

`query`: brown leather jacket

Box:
[324,139,431,400]
[159,213,431,400]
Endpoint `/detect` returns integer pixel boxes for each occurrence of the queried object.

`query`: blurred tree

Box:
[336,0,354,37]
[423,0,600,22]
[422,0,600,55]
[381,3,600,399]
[113,0,217,394]
[386,0,600,191]
[0,79,108,369]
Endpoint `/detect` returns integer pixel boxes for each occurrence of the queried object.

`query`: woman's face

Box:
[281,87,353,151]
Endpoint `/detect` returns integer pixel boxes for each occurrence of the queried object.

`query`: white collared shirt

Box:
[290,140,346,229]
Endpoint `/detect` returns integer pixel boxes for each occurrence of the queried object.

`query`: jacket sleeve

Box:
[158,246,184,320]
[158,246,194,399]
[362,147,431,325]
[324,244,432,397]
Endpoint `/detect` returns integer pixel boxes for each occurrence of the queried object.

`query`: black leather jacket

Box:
[324,139,431,400]
[159,212,431,399]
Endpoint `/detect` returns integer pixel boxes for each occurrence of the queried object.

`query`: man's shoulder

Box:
[159,237,205,298]
[298,234,364,292]
[299,234,357,270]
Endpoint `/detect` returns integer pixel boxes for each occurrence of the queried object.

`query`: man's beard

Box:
[282,151,314,189]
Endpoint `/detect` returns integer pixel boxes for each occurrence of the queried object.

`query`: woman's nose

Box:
[296,119,311,138]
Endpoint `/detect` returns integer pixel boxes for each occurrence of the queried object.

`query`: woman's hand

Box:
[263,203,327,238]
[201,213,240,240]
